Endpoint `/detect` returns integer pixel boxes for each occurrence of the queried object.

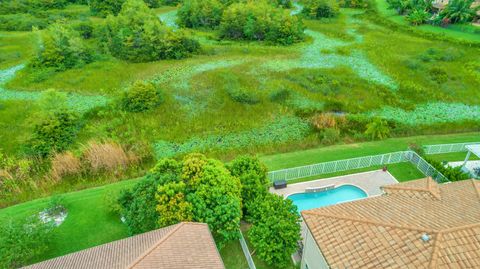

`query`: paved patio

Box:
[270,169,399,198]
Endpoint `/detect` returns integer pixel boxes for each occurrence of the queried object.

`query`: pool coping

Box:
[269,169,399,198]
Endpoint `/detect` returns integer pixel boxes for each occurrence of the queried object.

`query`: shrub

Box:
[219,1,304,45]
[120,81,163,112]
[302,0,340,19]
[338,0,368,8]
[160,0,181,5]
[248,193,300,268]
[31,23,92,71]
[311,113,345,130]
[89,0,125,17]
[425,158,470,181]
[226,87,260,105]
[103,0,200,62]
[429,67,448,84]
[73,20,95,39]
[0,217,54,269]
[177,0,224,29]
[0,14,47,31]
[406,9,430,25]
[28,111,81,157]
[50,151,81,180]
[82,142,131,173]
[320,127,340,144]
[440,0,478,24]
[365,118,390,140]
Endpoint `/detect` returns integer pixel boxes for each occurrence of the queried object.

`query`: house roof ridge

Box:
[428,231,443,269]
[382,177,441,200]
[302,211,436,233]
[126,222,185,269]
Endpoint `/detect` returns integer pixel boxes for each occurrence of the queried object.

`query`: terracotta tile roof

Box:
[23,222,225,269]
[302,178,480,269]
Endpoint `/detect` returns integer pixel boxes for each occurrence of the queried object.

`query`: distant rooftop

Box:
[23,222,225,269]
[302,178,480,268]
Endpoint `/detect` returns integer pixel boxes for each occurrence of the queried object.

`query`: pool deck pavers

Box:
[269,169,399,198]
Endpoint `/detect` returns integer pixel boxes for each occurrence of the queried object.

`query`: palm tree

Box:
[440,0,478,23]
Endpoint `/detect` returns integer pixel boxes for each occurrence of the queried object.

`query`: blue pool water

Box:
[288,185,367,212]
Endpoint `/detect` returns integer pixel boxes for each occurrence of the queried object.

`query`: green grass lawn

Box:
[1,133,477,267]
[0,178,140,264]
[374,0,480,43]
[259,132,480,170]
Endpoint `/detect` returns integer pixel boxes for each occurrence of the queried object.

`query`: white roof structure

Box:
[466,144,480,158]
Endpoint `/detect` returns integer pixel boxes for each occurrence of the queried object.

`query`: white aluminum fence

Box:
[423,142,480,155]
[403,151,449,183]
[268,151,449,183]
[239,230,256,269]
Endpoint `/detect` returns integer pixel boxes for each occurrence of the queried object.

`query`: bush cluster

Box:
[0,217,54,269]
[31,23,93,71]
[425,158,470,181]
[104,0,200,62]
[27,110,81,157]
[177,0,224,29]
[119,154,242,247]
[120,81,163,112]
[219,1,305,45]
[302,0,340,19]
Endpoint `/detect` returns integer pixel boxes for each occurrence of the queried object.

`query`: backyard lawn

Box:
[1,133,478,267]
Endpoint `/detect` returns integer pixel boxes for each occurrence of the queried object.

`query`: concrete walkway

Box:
[270,170,399,198]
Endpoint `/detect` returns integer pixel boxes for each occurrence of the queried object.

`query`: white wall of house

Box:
[300,228,330,269]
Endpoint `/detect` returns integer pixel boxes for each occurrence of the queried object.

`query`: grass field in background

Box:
[259,132,480,170]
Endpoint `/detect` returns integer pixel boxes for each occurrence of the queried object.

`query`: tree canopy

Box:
[104,0,199,62]
[219,0,304,45]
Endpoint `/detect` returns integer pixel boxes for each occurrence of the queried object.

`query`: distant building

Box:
[23,222,225,269]
[300,177,480,269]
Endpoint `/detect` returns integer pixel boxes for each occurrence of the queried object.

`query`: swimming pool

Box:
[288,185,367,212]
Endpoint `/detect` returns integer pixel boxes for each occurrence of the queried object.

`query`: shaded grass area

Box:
[427,152,480,162]
[259,132,480,170]
[0,178,140,264]
[374,0,480,43]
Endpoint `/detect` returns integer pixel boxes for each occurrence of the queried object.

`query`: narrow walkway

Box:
[270,170,399,197]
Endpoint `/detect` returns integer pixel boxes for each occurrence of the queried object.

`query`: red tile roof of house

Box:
[23,222,225,269]
[302,178,480,269]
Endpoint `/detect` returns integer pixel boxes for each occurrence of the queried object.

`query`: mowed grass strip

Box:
[259,132,480,170]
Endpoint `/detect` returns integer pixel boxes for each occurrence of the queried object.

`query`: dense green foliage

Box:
[0,217,53,269]
[425,157,470,181]
[439,0,479,24]
[227,156,269,215]
[219,1,304,44]
[118,177,161,235]
[31,23,92,71]
[89,0,124,17]
[120,154,242,247]
[365,118,391,140]
[386,0,479,25]
[27,110,81,157]
[302,0,340,18]
[248,193,301,268]
[177,0,224,29]
[120,81,163,112]
[104,0,199,62]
